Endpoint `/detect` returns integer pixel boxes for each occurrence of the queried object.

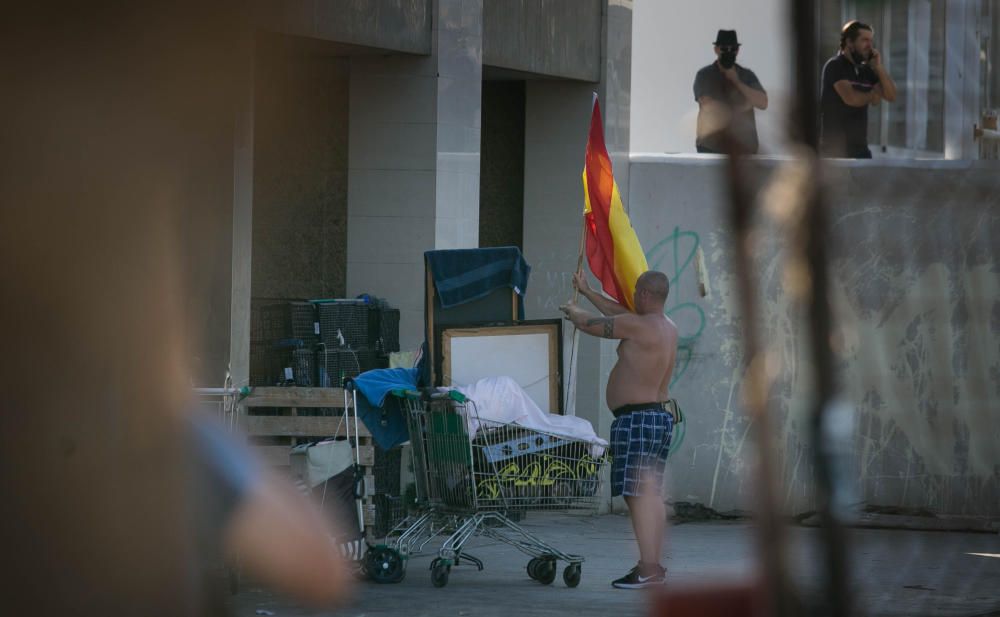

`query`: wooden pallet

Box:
[239,386,377,529]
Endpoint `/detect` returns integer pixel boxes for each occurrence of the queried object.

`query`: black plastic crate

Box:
[248,346,271,386]
[316,348,380,387]
[251,302,291,343]
[252,300,319,345]
[318,302,378,349]
[377,308,400,354]
[290,301,319,344]
[292,347,316,387]
[249,345,292,386]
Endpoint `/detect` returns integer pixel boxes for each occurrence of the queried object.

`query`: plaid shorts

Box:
[610,408,673,497]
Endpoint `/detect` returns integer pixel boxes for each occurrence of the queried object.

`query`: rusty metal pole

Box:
[789,1,853,616]
[722,148,797,617]
[721,2,852,615]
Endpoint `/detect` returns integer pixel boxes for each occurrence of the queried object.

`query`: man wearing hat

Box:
[693,30,768,154]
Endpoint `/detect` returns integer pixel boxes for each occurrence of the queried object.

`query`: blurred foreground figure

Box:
[193,415,355,609]
[0,3,352,615]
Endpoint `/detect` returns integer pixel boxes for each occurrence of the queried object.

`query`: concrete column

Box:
[598,0,632,205]
[229,37,255,389]
[596,2,634,512]
[347,53,438,351]
[521,0,633,512]
[346,0,483,351]
[433,0,483,249]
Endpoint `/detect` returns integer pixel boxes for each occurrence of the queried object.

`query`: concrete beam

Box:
[254,0,432,55]
[483,0,602,81]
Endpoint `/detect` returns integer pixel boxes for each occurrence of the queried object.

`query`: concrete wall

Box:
[346,52,436,351]
[626,156,1000,517]
[346,0,483,351]
[483,0,602,81]
[254,0,432,55]
[251,36,350,300]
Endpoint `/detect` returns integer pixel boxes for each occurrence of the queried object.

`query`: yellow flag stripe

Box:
[608,182,649,310]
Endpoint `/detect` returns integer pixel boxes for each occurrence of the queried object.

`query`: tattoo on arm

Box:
[586,316,614,338]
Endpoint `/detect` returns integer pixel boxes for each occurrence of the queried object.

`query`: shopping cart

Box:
[366,388,608,588]
[193,377,240,430]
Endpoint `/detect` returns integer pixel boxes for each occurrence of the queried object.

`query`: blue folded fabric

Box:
[351,367,419,450]
[425,247,531,311]
[353,367,418,407]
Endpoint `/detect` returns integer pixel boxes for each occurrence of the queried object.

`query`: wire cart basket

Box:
[193,381,240,432]
[365,388,608,588]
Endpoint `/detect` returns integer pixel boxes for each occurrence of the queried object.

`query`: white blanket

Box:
[451,376,607,457]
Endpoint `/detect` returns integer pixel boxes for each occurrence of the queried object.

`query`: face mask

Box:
[720,51,737,68]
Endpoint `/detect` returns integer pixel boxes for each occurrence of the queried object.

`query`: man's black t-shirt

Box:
[693,62,766,153]
[819,52,880,158]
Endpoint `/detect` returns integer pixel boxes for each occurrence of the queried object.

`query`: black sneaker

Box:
[611,564,666,589]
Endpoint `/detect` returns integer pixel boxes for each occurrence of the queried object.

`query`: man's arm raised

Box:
[869,49,897,102]
[559,301,641,340]
[572,270,630,316]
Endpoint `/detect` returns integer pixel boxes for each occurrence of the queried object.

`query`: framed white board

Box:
[441,322,561,414]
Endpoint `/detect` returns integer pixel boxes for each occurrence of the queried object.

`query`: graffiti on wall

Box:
[645,226,706,385]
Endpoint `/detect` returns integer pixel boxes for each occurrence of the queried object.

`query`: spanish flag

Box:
[582,96,648,311]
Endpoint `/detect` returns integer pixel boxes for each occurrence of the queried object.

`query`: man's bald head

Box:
[636,271,669,306]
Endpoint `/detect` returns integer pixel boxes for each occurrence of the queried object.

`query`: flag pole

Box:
[573,219,586,302]
[565,92,597,415]
[565,220,587,416]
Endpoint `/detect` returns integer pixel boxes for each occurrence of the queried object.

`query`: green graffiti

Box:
[645,226,706,385]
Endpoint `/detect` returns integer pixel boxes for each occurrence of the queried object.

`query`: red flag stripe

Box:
[583,98,626,302]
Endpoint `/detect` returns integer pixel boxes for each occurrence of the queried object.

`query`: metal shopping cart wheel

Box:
[430,558,451,587]
[527,555,557,585]
[563,563,582,588]
[365,546,406,584]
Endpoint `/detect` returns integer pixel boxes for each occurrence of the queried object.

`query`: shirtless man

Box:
[560,270,678,589]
